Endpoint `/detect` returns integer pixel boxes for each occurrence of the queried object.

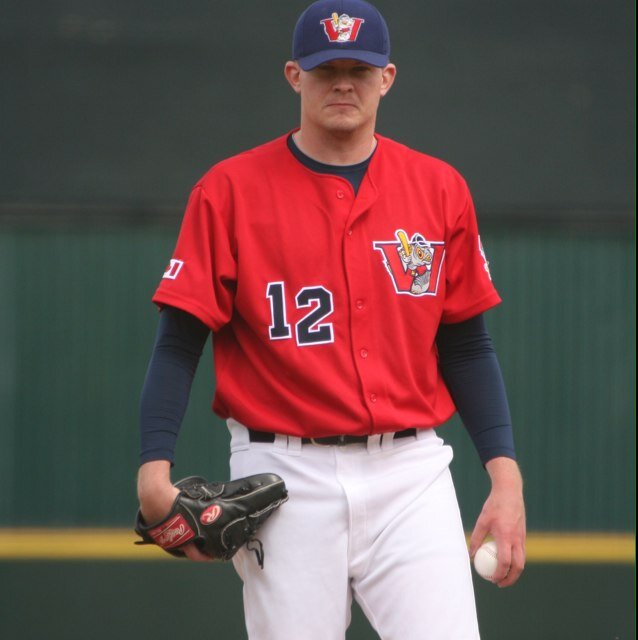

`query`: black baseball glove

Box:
[135,474,288,568]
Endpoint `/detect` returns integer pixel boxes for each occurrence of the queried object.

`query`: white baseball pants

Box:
[228,419,480,640]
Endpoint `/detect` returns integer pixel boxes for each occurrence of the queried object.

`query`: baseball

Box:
[473,540,499,581]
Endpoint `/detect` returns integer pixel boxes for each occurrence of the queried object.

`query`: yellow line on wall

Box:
[0,529,634,562]
[522,532,635,564]
[0,529,165,560]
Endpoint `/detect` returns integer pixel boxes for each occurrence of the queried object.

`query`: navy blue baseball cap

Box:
[292,0,390,71]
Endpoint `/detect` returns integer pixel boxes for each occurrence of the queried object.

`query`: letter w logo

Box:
[320,14,365,43]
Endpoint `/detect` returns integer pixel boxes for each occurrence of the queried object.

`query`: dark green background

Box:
[1,0,633,209]
[0,1,634,638]
[0,562,634,640]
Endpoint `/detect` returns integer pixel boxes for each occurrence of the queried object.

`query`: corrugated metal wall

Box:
[490,225,634,530]
[0,216,633,531]
[443,220,635,531]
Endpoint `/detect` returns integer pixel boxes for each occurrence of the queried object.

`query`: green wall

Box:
[0,218,633,531]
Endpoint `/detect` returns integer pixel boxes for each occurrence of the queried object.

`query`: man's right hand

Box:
[137,460,213,562]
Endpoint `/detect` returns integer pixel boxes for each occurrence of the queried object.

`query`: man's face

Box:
[285,59,396,136]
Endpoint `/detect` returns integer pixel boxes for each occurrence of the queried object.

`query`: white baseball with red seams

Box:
[474,540,499,581]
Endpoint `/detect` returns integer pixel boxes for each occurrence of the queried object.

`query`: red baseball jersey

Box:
[153,133,501,438]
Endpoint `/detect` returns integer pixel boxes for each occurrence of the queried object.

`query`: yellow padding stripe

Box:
[0,529,634,562]
[0,529,165,560]
[520,532,635,564]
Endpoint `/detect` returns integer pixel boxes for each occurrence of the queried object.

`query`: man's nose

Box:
[333,73,354,90]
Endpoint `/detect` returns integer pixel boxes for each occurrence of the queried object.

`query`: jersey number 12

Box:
[266,282,334,346]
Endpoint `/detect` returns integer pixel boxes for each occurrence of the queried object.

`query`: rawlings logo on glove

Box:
[149,514,195,549]
[135,474,288,568]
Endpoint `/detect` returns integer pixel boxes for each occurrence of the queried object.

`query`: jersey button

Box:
[347,229,353,236]
[370,393,377,403]
[336,190,345,199]
[360,348,368,359]
[355,299,365,310]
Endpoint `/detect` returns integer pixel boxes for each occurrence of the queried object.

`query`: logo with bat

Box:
[373,229,445,297]
[321,13,365,43]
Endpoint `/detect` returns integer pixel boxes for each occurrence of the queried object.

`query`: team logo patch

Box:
[200,504,223,525]
[162,258,184,280]
[373,229,445,297]
[321,13,365,43]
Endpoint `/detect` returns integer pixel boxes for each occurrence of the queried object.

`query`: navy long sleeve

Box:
[436,313,516,465]
[139,306,209,464]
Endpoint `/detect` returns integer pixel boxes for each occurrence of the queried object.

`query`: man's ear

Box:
[284,61,302,94]
[380,63,397,97]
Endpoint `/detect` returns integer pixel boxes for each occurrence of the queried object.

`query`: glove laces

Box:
[246,538,265,569]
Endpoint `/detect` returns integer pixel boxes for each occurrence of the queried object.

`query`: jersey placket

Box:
[341,179,382,433]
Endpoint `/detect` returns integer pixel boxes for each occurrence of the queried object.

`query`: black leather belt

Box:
[248,428,416,446]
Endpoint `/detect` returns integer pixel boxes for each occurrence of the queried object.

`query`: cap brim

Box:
[297,49,389,71]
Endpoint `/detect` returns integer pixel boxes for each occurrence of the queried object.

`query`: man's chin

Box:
[323,117,362,135]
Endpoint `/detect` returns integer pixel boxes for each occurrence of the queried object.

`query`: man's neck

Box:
[293,127,377,166]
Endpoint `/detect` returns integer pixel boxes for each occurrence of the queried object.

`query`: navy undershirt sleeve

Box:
[436,313,516,465]
[139,306,210,465]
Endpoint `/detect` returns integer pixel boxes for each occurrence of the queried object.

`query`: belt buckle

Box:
[309,435,348,446]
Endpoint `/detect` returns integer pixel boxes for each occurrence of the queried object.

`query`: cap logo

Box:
[320,13,365,43]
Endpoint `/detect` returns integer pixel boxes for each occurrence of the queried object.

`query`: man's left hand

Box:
[469,457,526,588]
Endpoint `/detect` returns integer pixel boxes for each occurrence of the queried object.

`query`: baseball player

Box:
[137,1,526,638]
